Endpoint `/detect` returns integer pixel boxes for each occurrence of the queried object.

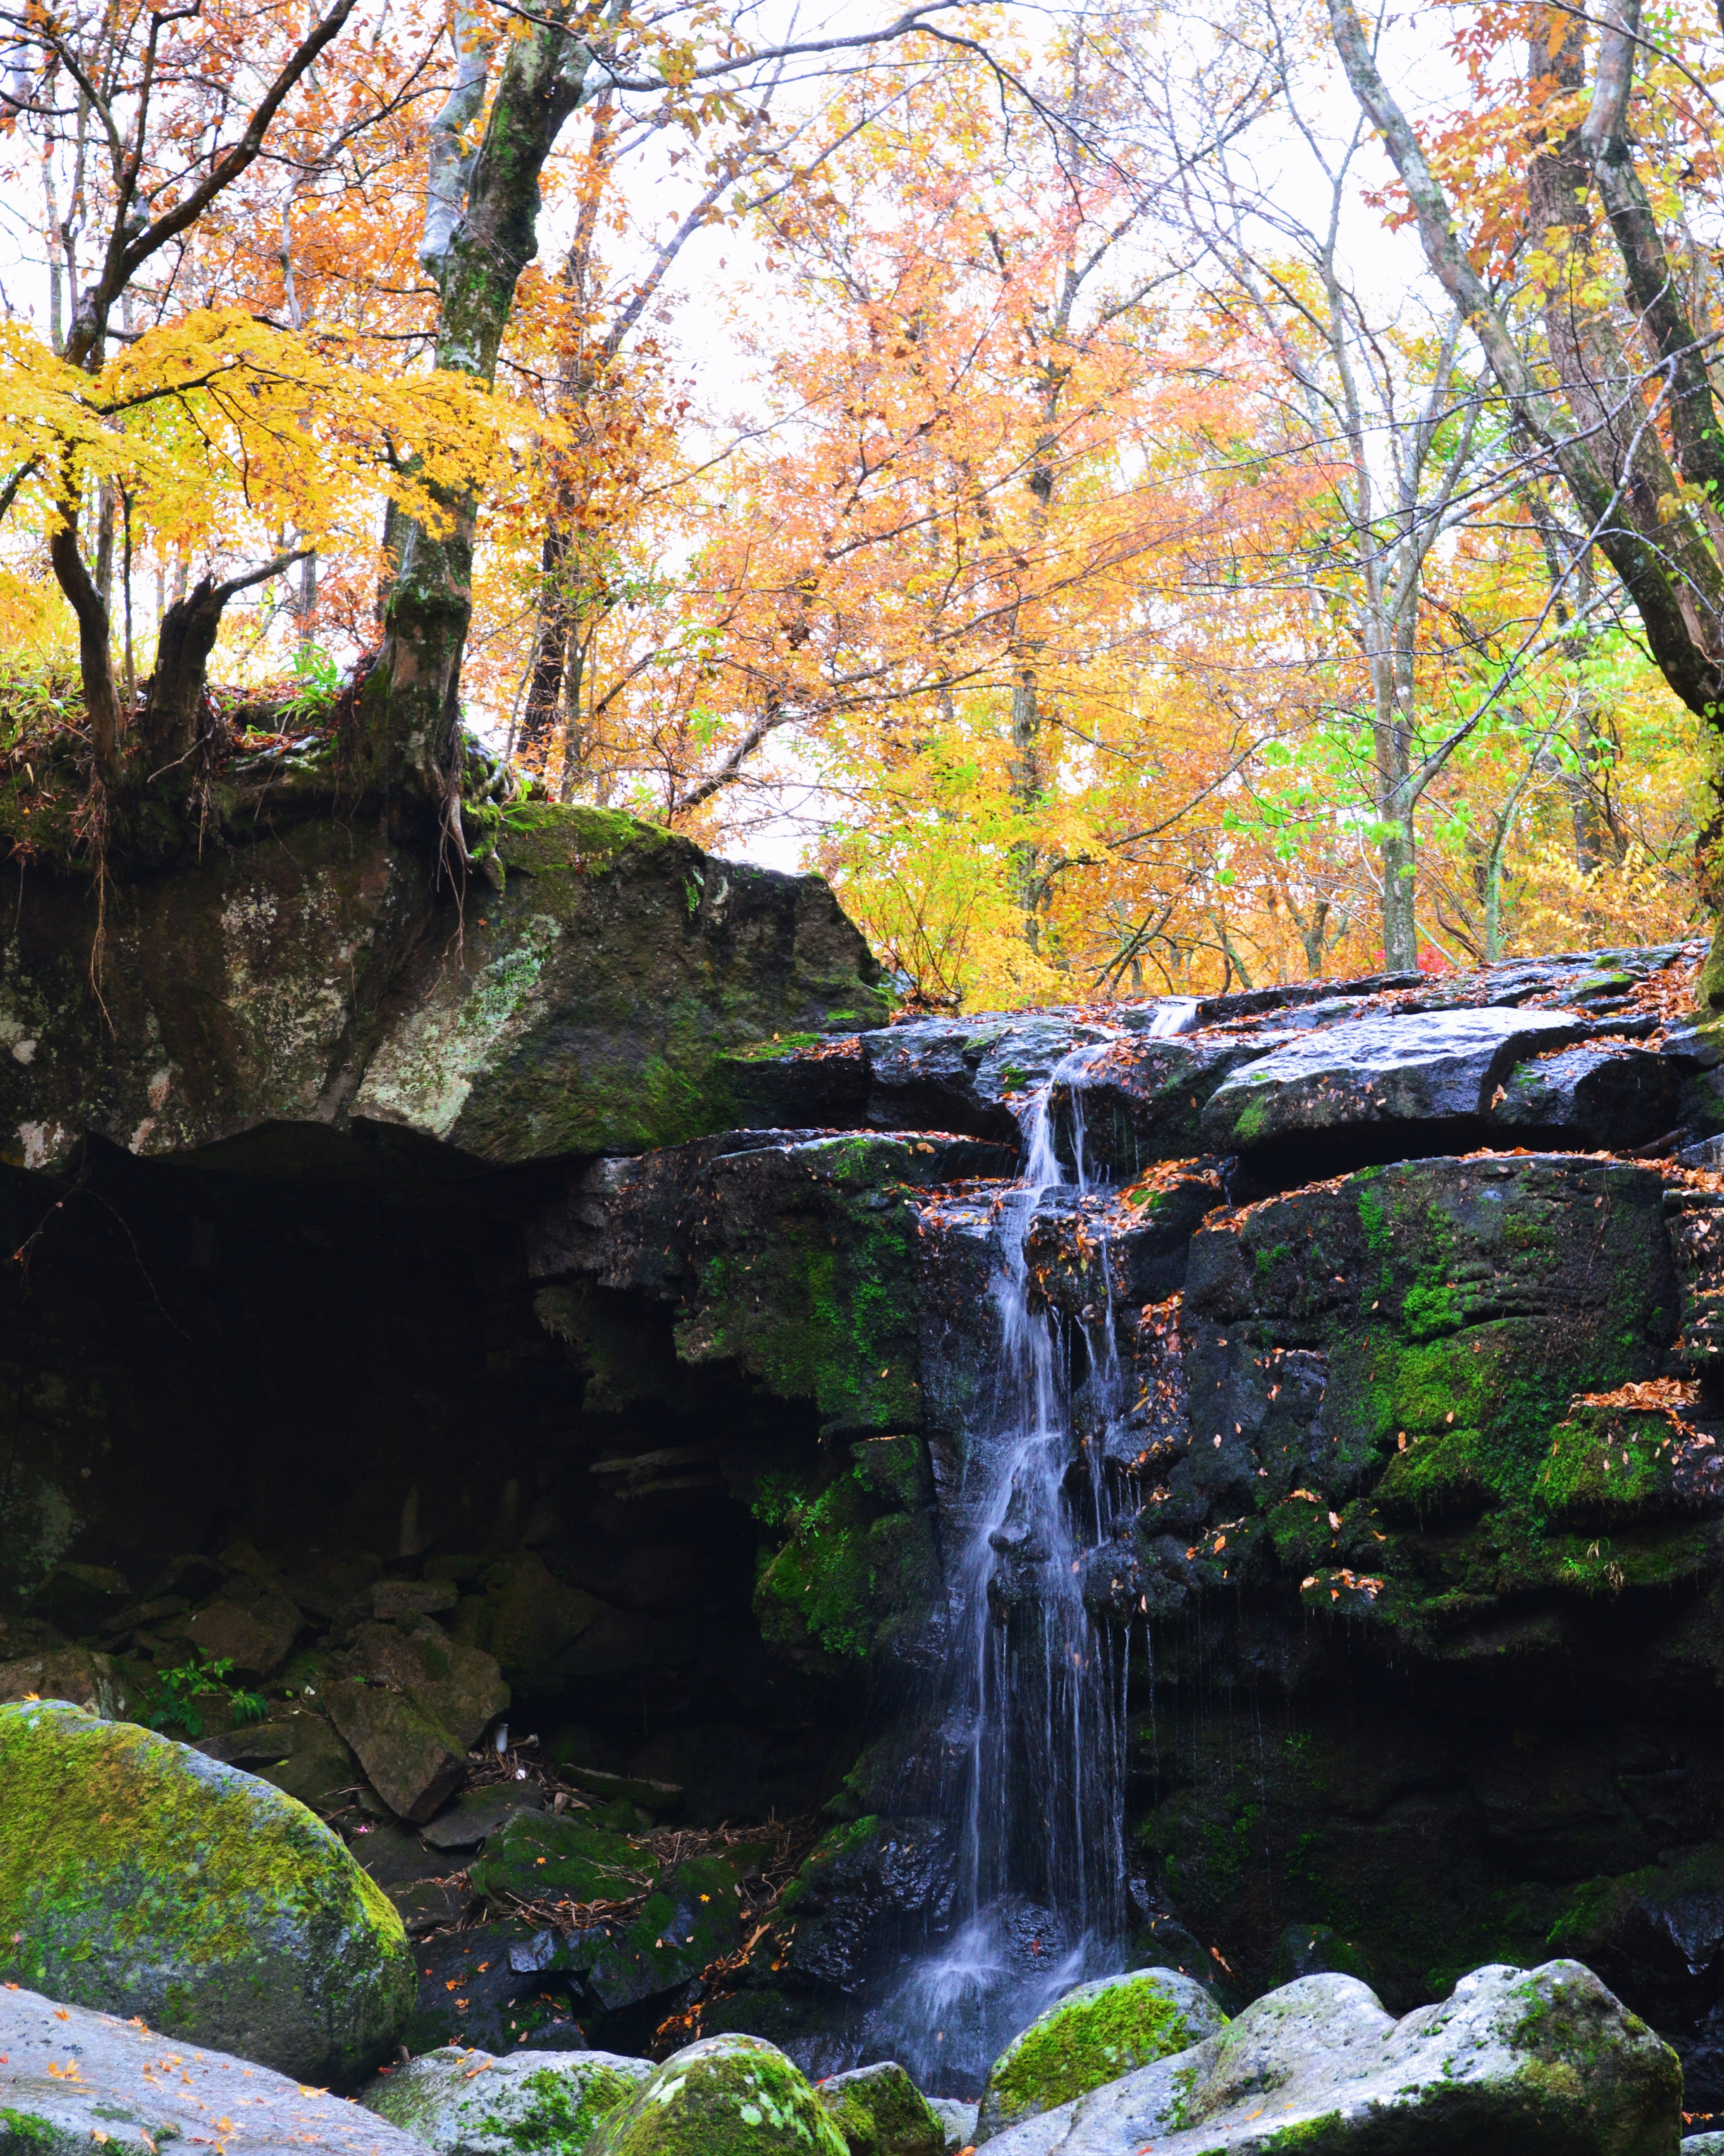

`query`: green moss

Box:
[467,1812,658,1903]
[1533,1409,1677,1525]
[1260,2114,1345,2151]
[985,1973,1206,2129]
[0,1700,410,2081]
[494,802,667,875]
[505,2064,642,2150]
[589,2035,848,2156]
[752,1437,937,1669]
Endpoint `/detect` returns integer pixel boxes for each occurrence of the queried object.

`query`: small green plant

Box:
[143,1653,267,1739]
[281,641,342,725]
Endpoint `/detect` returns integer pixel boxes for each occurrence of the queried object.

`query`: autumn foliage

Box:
[0,0,1714,1005]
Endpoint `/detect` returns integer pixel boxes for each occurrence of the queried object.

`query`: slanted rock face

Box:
[361,2044,654,2156]
[974,1968,1225,2143]
[0,804,890,1173]
[980,1961,1679,2156]
[0,1699,413,2083]
[814,2060,947,2156]
[0,1983,438,2156]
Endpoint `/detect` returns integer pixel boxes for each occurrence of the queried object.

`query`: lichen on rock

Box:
[361,2042,653,2155]
[0,1698,413,2084]
[585,2032,849,2156]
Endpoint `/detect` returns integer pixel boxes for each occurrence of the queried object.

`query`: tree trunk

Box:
[519,520,573,773]
[1379,811,1419,970]
[49,497,121,785]
[357,9,596,816]
[143,556,307,770]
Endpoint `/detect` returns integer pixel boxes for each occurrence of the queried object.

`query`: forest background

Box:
[0,0,1717,1010]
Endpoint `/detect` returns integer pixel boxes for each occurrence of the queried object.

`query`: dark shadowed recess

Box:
[0,1127,860,1821]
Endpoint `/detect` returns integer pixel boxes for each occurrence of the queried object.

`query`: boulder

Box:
[0,1647,128,1718]
[185,1586,303,1678]
[0,805,892,1174]
[324,1680,468,1823]
[1199,1005,1586,1154]
[421,1782,545,1850]
[0,1698,413,2084]
[1492,1039,1685,1150]
[0,1984,436,2156]
[978,1961,1679,2156]
[361,2043,652,2154]
[585,2033,849,2156]
[930,2098,980,2153]
[975,1967,1224,2141]
[344,1621,509,1748]
[815,2060,946,2156]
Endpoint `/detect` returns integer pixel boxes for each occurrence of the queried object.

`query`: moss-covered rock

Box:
[814,2060,945,2156]
[975,1966,1224,2141]
[467,1810,659,1904]
[0,804,890,1175]
[752,1437,941,1673]
[0,1698,412,2083]
[360,2043,652,2155]
[586,2033,849,2156]
[1010,1960,1680,2156]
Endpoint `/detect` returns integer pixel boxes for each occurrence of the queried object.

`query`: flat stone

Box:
[0,1699,413,2084]
[421,1782,546,1851]
[324,1680,468,1824]
[361,2044,653,2155]
[979,1961,1678,2156]
[1200,1005,1585,1152]
[0,1985,437,2156]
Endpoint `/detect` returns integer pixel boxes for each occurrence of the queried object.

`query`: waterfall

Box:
[868,1024,1160,2090]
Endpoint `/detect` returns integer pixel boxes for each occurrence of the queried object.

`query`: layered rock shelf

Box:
[7,807,1724,2144]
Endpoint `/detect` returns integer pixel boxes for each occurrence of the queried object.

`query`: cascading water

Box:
[867,1002,1193,2090]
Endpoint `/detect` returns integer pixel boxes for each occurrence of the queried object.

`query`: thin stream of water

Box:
[869,996,1192,2089]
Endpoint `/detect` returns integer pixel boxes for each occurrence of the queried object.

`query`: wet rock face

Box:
[9,904,1724,2097]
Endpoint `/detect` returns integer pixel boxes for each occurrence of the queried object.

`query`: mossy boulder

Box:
[361,2043,653,2155]
[975,1966,1223,2142]
[987,1961,1679,2156]
[814,2060,946,2156]
[0,804,890,1176]
[0,1699,413,2084]
[585,2033,849,2156]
